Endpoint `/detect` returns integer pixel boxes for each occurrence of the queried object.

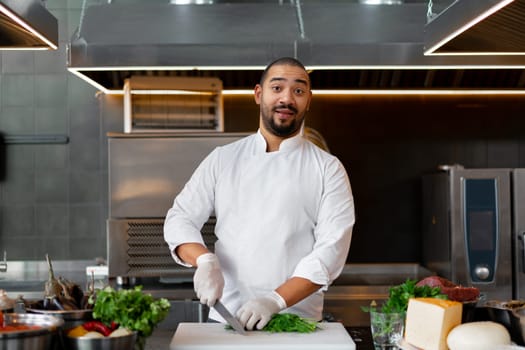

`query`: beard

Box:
[261,103,305,137]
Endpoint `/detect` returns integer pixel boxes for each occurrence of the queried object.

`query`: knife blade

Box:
[214,300,247,335]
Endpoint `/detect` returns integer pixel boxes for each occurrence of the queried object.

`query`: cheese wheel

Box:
[447,321,511,350]
[405,298,463,350]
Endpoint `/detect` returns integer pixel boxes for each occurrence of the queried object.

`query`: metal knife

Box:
[214,300,247,335]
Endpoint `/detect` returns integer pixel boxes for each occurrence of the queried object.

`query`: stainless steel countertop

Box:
[0,260,434,333]
[0,259,101,299]
[0,260,425,350]
[0,261,434,298]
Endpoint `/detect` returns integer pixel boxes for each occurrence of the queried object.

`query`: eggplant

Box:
[58,276,84,308]
[44,254,62,299]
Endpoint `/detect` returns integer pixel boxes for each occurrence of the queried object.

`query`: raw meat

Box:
[416,276,480,302]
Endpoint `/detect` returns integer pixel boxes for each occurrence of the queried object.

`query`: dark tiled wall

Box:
[223,95,525,263]
[0,0,106,261]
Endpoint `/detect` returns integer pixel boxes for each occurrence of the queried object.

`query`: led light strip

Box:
[0,4,58,50]
[225,89,525,96]
[130,90,217,95]
[68,66,525,96]
[101,89,525,96]
[69,64,525,72]
[428,51,525,56]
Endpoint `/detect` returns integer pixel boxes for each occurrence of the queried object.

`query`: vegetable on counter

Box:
[362,278,448,314]
[39,254,93,311]
[0,290,16,310]
[67,322,133,338]
[225,313,319,333]
[263,313,319,333]
[88,285,170,338]
[362,279,448,346]
[82,320,117,337]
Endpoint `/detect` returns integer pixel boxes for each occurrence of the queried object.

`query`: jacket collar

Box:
[255,127,304,154]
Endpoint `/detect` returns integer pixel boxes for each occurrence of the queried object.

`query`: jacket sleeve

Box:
[163,148,220,267]
[291,157,355,290]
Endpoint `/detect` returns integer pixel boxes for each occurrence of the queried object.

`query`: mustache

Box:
[273,104,298,114]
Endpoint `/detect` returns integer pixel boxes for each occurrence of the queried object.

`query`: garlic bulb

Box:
[0,289,16,310]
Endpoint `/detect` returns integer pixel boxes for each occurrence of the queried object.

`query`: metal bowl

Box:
[511,307,525,346]
[480,300,525,346]
[0,313,64,350]
[26,305,95,350]
[63,331,138,350]
[461,298,480,323]
[26,306,93,329]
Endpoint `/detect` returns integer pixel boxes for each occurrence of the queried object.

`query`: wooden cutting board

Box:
[170,322,356,350]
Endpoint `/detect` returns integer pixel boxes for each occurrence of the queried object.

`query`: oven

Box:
[422,165,525,300]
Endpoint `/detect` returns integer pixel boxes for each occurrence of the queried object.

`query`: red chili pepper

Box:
[82,321,113,336]
[110,321,119,331]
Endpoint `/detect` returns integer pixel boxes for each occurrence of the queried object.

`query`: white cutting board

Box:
[170,322,356,350]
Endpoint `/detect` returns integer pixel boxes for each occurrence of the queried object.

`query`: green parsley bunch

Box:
[89,285,171,338]
[362,278,448,314]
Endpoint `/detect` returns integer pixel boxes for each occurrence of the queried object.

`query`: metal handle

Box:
[522,232,525,274]
[474,265,491,280]
[0,250,7,272]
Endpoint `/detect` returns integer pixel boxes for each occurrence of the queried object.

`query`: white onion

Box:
[80,331,105,339]
[109,328,133,337]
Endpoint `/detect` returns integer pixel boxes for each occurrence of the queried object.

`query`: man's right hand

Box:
[193,253,224,307]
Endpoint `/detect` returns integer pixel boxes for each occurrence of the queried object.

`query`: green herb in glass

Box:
[361,278,448,315]
[361,278,447,347]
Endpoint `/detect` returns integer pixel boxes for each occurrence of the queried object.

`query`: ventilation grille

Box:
[123,76,223,133]
[123,218,217,276]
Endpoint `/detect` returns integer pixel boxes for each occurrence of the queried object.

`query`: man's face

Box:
[254,64,312,138]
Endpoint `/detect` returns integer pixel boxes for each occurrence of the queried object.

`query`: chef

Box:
[164,57,355,331]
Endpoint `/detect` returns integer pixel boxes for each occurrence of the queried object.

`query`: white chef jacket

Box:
[164,129,355,322]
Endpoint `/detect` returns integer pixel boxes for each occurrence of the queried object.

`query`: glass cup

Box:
[369,310,405,350]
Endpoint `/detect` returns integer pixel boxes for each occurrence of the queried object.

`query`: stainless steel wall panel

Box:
[108,133,247,218]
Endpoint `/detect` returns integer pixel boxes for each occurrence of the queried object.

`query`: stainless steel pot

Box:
[25,305,94,350]
[511,307,525,346]
[63,331,138,350]
[26,307,93,329]
[0,313,64,350]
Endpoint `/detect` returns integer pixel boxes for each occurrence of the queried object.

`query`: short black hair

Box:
[259,57,309,86]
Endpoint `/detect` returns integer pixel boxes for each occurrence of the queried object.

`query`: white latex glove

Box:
[236,291,287,330]
[193,253,224,307]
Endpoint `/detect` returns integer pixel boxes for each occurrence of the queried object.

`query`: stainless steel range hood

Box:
[67,2,525,93]
[0,0,58,50]
[424,0,525,55]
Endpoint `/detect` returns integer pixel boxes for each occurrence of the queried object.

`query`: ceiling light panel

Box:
[424,0,525,55]
[0,0,58,50]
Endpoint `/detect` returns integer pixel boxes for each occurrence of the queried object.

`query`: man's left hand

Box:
[236,291,287,330]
